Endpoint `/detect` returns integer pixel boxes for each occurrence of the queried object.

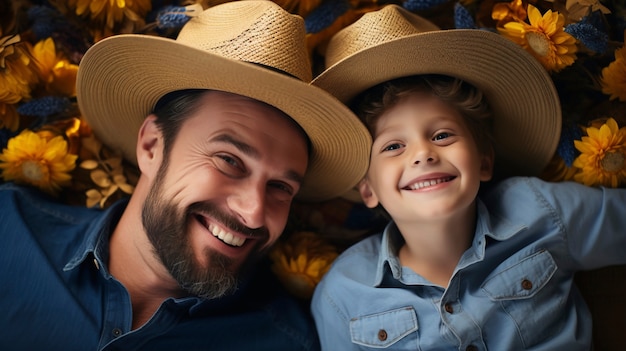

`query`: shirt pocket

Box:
[481,249,560,347]
[350,306,418,348]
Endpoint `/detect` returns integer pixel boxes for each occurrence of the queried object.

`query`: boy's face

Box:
[359,92,493,226]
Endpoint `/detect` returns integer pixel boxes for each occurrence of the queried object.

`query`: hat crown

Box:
[325,5,439,68]
[177,1,312,82]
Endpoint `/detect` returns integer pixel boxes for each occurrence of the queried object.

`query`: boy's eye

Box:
[433,132,450,141]
[382,143,403,152]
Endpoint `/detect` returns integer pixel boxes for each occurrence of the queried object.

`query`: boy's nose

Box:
[414,156,436,164]
[412,144,438,165]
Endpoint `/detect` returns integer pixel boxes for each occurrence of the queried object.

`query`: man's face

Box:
[142,91,309,298]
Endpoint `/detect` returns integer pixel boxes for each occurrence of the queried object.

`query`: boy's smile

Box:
[401,173,457,191]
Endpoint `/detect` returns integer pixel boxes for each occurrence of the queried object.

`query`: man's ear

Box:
[136,115,162,177]
[358,178,380,209]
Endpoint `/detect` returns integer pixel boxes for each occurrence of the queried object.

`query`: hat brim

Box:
[77,35,371,201]
[313,29,561,176]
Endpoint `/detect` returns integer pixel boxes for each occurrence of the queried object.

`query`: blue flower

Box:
[565,20,608,54]
[403,0,449,12]
[454,3,476,29]
[156,6,193,29]
[17,97,72,129]
[557,123,583,167]
[305,0,350,34]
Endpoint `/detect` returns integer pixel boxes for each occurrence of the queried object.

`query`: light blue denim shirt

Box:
[311,177,626,350]
[0,184,319,351]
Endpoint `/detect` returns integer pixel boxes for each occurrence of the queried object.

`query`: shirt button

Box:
[444,303,454,314]
[521,279,533,290]
[466,345,478,351]
[112,328,122,337]
[377,329,388,341]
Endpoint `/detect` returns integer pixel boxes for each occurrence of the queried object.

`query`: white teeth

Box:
[409,177,450,190]
[208,224,245,247]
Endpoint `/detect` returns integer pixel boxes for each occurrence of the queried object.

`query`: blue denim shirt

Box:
[0,184,319,351]
[311,177,626,350]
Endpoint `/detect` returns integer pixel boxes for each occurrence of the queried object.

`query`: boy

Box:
[311,5,626,350]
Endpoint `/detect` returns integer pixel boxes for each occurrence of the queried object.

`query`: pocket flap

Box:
[350,307,418,347]
[482,250,557,300]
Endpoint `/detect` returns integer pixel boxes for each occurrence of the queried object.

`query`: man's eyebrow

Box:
[211,134,259,159]
[211,133,305,185]
[285,169,304,186]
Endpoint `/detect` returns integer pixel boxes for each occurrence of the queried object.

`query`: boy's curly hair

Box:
[351,74,495,156]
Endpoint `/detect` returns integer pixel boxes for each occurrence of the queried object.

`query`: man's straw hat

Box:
[76,1,371,201]
[313,5,561,176]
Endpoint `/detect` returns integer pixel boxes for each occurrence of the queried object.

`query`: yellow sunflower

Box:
[0,35,37,104]
[540,155,579,183]
[573,118,626,187]
[600,44,626,102]
[491,0,526,25]
[0,130,78,195]
[0,102,20,132]
[31,38,79,97]
[67,0,152,40]
[270,231,338,299]
[498,4,578,72]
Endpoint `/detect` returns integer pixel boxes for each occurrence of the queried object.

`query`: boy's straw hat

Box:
[313,5,561,177]
[76,1,371,201]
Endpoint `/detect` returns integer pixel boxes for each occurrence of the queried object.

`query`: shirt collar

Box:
[63,199,128,273]
[374,222,404,286]
[372,199,527,286]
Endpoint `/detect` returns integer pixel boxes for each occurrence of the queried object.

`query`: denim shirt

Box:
[311,177,626,351]
[0,184,319,351]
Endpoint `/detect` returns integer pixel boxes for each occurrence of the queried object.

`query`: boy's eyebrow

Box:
[211,133,304,185]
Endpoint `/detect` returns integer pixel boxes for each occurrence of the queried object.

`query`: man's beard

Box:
[141,163,270,299]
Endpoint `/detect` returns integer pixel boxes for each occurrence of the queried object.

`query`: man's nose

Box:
[227,182,266,229]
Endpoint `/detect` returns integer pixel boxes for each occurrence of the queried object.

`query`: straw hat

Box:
[76,0,371,201]
[313,5,561,177]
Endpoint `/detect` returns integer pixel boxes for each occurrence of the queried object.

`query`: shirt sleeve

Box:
[529,178,626,269]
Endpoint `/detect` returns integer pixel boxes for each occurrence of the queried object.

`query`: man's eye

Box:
[270,182,294,195]
[216,154,245,175]
[382,143,402,152]
[218,154,239,167]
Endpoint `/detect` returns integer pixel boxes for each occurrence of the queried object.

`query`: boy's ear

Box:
[480,147,495,182]
[358,178,380,209]
[136,115,163,177]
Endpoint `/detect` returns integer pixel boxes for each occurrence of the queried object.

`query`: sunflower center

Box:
[601,151,625,173]
[22,160,47,182]
[526,31,550,57]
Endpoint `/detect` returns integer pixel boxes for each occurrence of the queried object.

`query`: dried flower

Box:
[79,135,135,208]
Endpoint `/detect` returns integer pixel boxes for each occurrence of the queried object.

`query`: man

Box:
[0,2,370,350]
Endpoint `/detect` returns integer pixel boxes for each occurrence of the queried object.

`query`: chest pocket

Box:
[481,249,556,300]
[481,249,559,347]
[350,306,418,348]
